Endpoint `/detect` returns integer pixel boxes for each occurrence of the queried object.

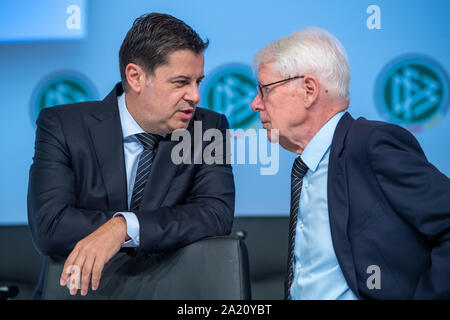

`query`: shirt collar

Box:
[117,92,166,139]
[300,111,345,172]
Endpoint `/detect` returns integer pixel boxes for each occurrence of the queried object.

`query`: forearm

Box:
[134,195,234,256]
[28,202,114,256]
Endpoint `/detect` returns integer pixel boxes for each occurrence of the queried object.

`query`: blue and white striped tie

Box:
[129,133,162,211]
[286,156,308,299]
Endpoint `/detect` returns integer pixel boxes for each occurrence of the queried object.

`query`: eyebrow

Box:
[169,75,205,82]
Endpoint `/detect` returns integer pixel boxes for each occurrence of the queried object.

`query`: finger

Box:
[91,257,105,291]
[60,248,79,287]
[68,253,86,296]
[80,254,95,296]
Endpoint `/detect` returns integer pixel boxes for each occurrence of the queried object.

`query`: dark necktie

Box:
[285,156,308,300]
[129,133,162,211]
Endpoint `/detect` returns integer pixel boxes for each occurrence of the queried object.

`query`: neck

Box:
[283,103,346,155]
[124,91,140,124]
[125,91,160,134]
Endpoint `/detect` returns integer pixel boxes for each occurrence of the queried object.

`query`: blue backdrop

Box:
[1,0,449,224]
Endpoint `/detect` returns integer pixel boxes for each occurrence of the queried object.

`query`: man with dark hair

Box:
[119,13,209,92]
[28,13,235,297]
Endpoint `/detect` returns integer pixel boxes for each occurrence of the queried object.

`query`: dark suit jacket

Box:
[27,83,235,259]
[327,112,450,299]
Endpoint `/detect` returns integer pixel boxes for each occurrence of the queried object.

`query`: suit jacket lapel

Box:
[328,112,360,297]
[88,84,128,211]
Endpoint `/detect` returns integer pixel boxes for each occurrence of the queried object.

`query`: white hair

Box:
[254,27,350,102]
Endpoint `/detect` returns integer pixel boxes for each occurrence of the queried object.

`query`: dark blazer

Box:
[28,83,235,259]
[328,112,450,299]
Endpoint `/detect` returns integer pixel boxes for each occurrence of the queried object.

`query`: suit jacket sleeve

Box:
[28,108,113,256]
[367,124,450,299]
[133,114,235,257]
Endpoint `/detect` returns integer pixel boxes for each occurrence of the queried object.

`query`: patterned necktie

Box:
[129,133,162,211]
[286,156,308,300]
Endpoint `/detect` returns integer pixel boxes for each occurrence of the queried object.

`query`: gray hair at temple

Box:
[254,27,350,103]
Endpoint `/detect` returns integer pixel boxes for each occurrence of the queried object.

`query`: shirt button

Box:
[299,223,304,229]
[136,236,140,242]
[296,263,302,271]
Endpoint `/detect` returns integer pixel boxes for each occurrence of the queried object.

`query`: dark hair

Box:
[119,13,209,91]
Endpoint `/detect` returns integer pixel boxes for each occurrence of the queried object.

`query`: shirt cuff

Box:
[114,212,140,247]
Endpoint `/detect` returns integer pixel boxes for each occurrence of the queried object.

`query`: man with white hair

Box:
[251,27,450,300]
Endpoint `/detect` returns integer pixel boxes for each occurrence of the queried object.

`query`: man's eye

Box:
[174,81,188,86]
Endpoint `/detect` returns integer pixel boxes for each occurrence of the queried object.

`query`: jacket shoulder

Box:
[36,100,111,132]
[39,100,102,118]
[344,117,422,158]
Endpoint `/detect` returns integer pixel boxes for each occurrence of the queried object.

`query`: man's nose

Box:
[186,84,201,105]
[251,94,264,112]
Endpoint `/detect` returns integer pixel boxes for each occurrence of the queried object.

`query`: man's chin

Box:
[266,128,280,143]
[168,122,190,133]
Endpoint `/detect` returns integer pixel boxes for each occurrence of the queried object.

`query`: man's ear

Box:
[125,63,146,94]
[302,75,320,109]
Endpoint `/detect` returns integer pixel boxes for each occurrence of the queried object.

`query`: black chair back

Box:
[42,236,251,300]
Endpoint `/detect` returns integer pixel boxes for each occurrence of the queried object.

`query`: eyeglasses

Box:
[256,75,304,99]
